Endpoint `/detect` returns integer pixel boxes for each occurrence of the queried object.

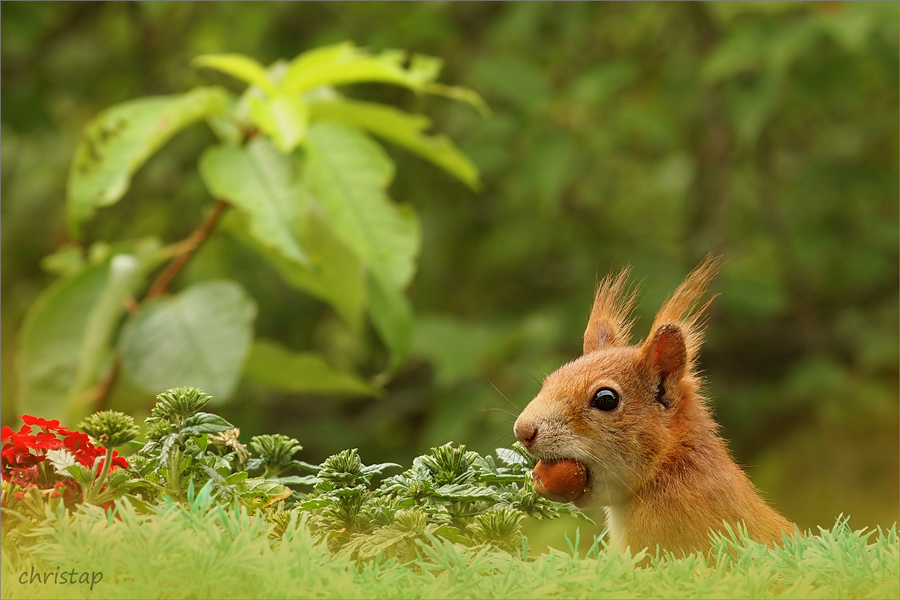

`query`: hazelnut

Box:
[532,458,588,503]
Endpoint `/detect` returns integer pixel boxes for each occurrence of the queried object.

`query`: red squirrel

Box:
[513,257,793,556]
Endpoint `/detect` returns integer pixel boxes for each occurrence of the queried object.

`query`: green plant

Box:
[292,442,588,561]
[4,390,897,598]
[247,434,308,480]
[16,42,484,424]
[129,387,289,508]
[2,504,896,599]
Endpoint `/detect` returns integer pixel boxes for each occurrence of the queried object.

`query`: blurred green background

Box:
[2,1,897,549]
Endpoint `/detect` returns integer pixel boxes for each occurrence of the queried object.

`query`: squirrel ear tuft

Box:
[642,255,721,373]
[583,266,639,354]
[643,323,687,379]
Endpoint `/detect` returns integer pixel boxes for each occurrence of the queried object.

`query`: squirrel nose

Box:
[514,420,539,448]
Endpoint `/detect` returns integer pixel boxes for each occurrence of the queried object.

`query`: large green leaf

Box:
[119,280,257,401]
[303,123,421,291]
[309,100,480,190]
[243,339,380,397]
[281,42,488,114]
[222,209,366,332]
[17,254,146,422]
[249,93,310,153]
[281,42,438,94]
[192,54,277,94]
[181,412,235,437]
[67,87,228,236]
[199,138,309,265]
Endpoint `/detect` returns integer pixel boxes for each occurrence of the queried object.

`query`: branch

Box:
[91,200,229,410]
[144,200,229,300]
[91,359,120,413]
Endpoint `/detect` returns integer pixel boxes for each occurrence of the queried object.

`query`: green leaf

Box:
[221,209,366,332]
[367,274,414,379]
[355,527,410,562]
[303,122,421,291]
[17,254,146,422]
[282,42,435,94]
[432,524,472,546]
[249,93,310,153]
[199,138,309,266]
[119,280,257,401]
[433,484,499,501]
[243,338,380,397]
[309,100,480,190]
[298,497,333,510]
[181,412,235,436]
[275,475,320,486]
[236,477,291,509]
[225,471,248,485]
[193,54,276,94]
[494,448,531,467]
[69,256,143,403]
[67,87,228,236]
[282,42,488,115]
[700,28,769,83]
[361,462,402,476]
[40,245,86,277]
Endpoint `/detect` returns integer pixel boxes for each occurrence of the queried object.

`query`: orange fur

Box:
[514,256,793,556]
[583,266,640,353]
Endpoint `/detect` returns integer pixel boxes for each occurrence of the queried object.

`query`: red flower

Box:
[20,415,66,432]
[33,432,64,450]
[1,415,127,486]
[61,431,101,467]
[92,446,129,471]
[1,444,44,481]
[1,426,13,443]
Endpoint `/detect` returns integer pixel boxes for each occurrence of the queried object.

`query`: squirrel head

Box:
[514,256,721,509]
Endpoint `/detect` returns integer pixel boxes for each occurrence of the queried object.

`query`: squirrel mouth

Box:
[531,458,590,504]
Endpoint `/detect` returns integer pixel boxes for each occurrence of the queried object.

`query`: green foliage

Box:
[16,246,162,421]
[3,385,897,597]
[77,411,138,448]
[11,40,481,421]
[3,2,898,538]
[2,505,896,599]
[119,280,257,400]
[149,386,214,422]
[130,387,285,505]
[292,442,588,561]
[67,87,229,234]
[247,434,305,479]
[4,386,587,575]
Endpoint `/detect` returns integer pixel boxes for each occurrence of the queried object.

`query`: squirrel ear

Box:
[583,266,638,354]
[643,323,687,381]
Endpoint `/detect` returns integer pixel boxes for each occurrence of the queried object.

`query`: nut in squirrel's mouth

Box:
[531,458,590,504]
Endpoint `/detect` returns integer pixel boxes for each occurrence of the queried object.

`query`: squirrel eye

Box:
[591,388,619,412]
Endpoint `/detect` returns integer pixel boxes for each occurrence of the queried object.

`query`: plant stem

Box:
[167,446,184,501]
[89,200,229,411]
[145,199,229,299]
[87,446,115,502]
[93,359,120,412]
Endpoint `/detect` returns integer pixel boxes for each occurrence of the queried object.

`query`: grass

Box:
[1,495,897,600]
